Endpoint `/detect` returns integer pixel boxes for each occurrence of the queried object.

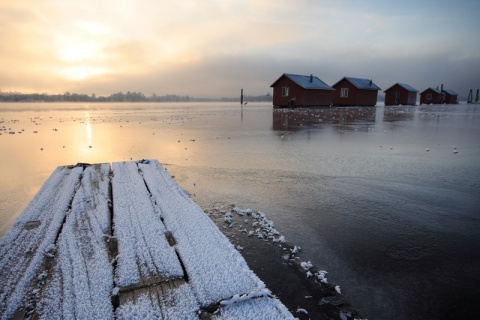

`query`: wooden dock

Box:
[0,160,294,319]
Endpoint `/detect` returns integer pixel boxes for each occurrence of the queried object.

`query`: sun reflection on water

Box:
[85,111,92,145]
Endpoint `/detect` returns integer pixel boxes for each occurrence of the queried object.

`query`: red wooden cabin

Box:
[332,77,380,106]
[384,83,418,106]
[442,89,458,104]
[270,73,334,107]
[420,88,442,104]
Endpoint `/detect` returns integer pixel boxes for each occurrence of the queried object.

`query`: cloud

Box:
[1,0,479,99]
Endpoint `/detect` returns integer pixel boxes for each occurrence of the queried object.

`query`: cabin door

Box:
[393,91,400,105]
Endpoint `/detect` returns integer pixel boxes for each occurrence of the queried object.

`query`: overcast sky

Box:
[1,0,479,98]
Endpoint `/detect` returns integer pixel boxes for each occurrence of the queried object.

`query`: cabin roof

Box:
[270,73,334,90]
[421,87,442,94]
[385,82,418,92]
[443,89,458,96]
[333,77,381,90]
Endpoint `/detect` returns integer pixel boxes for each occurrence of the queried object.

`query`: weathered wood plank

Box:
[116,280,199,320]
[116,288,164,320]
[36,164,114,319]
[1,160,295,320]
[156,281,199,320]
[0,165,83,319]
[112,161,184,289]
[138,160,265,307]
[212,296,295,320]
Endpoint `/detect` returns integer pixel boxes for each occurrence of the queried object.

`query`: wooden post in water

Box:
[440,84,444,104]
[476,89,479,103]
[240,89,243,105]
[467,89,473,104]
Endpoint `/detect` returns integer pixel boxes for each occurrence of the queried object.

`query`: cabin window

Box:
[340,88,349,98]
[281,86,289,97]
[426,93,432,100]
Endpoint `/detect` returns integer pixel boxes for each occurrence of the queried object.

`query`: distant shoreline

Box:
[0,92,273,103]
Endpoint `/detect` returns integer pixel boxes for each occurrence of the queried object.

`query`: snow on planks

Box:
[0,165,84,319]
[112,161,184,288]
[38,164,114,319]
[0,160,294,320]
[139,160,267,306]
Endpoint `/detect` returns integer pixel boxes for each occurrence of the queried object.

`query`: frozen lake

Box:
[1,102,479,319]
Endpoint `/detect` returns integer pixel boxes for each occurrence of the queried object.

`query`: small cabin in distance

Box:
[443,89,458,104]
[420,88,442,104]
[384,83,418,106]
[270,73,334,107]
[332,77,381,106]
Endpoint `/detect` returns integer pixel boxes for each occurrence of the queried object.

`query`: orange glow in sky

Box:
[0,0,479,98]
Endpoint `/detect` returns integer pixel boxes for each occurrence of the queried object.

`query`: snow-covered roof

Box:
[333,77,381,90]
[384,83,418,93]
[271,73,334,90]
[443,89,458,96]
[398,83,418,92]
[421,87,442,94]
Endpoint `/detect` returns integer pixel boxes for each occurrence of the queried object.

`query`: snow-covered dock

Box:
[0,160,294,319]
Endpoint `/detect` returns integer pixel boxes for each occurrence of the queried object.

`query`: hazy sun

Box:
[60,66,107,81]
[56,21,110,81]
[59,44,95,63]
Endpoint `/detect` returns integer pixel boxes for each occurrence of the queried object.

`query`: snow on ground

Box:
[218,205,333,287]
[206,204,356,318]
[112,161,184,288]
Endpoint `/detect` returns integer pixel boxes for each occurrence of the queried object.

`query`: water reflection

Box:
[383,106,416,122]
[272,105,474,131]
[272,107,376,131]
[85,111,92,145]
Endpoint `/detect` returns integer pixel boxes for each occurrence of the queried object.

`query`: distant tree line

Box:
[218,94,272,103]
[0,91,273,103]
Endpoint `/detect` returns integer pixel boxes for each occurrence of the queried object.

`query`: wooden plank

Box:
[116,286,164,319]
[138,160,265,307]
[1,160,295,319]
[112,161,184,289]
[35,164,114,319]
[116,280,198,320]
[0,165,83,319]
[214,296,295,319]
[155,280,199,320]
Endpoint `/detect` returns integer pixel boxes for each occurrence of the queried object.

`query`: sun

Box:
[59,44,95,63]
[55,21,110,81]
[60,66,107,81]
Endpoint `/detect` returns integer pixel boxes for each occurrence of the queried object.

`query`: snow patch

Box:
[296,307,308,315]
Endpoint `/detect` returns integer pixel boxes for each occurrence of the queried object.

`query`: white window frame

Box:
[426,93,432,100]
[281,86,289,97]
[340,88,349,98]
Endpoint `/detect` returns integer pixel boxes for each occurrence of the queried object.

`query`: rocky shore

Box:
[205,204,366,320]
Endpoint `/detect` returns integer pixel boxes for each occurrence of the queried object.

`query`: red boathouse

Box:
[332,77,381,106]
[442,89,458,104]
[384,83,418,106]
[420,88,442,104]
[270,73,334,107]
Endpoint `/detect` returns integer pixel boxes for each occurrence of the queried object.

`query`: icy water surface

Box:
[1,102,479,319]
